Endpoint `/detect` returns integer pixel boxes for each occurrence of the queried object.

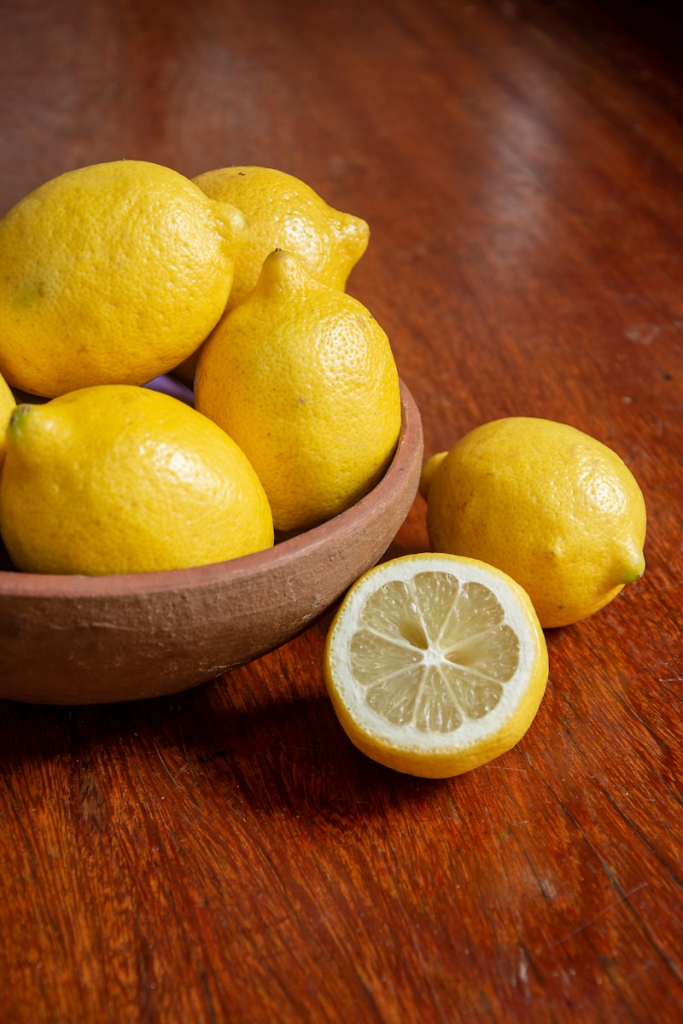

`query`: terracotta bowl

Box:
[0,380,423,704]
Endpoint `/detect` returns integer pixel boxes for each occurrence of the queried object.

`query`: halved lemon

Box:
[323,554,548,778]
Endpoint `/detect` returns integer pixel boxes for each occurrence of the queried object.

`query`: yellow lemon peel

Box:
[324,553,549,778]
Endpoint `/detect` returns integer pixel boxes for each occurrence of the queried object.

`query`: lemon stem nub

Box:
[618,547,646,585]
[212,201,248,251]
[419,452,448,501]
[9,406,32,430]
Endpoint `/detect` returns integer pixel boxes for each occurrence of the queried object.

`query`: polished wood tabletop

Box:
[1,1,682,1021]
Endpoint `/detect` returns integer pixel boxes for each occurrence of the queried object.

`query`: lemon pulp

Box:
[324,554,548,778]
[351,571,520,731]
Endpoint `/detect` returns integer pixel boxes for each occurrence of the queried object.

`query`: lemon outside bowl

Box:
[0,380,422,704]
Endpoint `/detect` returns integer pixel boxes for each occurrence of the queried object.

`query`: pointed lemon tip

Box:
[212,200,248,251]
[419,451,449,501]
[4,404,37,460]
[338,212,370,253]
[0,397,18,465]
[256,249,312,296]
[617,544,646,585]
[8,404,32,432]
[337,211,368,241]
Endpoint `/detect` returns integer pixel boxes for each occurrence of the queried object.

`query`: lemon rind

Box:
[324,554,548,766]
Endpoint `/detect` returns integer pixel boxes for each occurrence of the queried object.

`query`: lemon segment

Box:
[324,554,548,778]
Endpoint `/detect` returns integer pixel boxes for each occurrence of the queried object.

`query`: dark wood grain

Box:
[1,1,682,1021]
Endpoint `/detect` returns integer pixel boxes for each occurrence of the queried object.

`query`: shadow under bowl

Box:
[0,380,423,704]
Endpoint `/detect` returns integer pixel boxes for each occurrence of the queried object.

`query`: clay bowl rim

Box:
[0,378,422,601]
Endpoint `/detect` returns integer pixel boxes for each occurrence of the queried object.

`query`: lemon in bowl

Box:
[195,250,402,533]
[194,165,369,312]
[0,385,274,575]
[0,161,247,397]
[175,166,370,382]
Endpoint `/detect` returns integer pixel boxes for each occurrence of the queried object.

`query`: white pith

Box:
[328,555,539,753]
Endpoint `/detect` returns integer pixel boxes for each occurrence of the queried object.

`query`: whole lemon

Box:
[423,418,646,628]
[175,166,370,381]
[194,165,369,308]
[195,250,402,533]
[0,370,15,464]
[0,385,273,575]
[0,161,247,397]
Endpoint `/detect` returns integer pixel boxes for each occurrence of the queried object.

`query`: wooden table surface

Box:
[1,1,682,1021]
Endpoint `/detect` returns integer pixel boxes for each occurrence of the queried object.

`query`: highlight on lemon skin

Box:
[323,553,549,779]
[423,417,647,629]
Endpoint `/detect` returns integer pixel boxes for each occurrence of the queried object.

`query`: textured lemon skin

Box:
[195,250,401,533]
[426,418,647,629]
[193,165,369,309]
[0,371,15,464]
[0,385,273,575]
[174,165,370,382]
[323,554,548,779]
[0,161,247,397]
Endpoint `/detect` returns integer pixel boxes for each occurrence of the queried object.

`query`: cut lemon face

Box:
[323,554,548,778]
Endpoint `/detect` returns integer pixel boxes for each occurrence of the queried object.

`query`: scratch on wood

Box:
[483,804,505,871]
[518,951,529,986]
[542,882,648,951]
[153,741,180,789]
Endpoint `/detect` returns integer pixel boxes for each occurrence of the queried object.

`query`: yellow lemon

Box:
[324,553,548,778]
[0,385,273,575]
[423,418,646,628]
[194,165,369,307]
[0,370,15,464]
[175,166,369,381]
[195,250,401,533]
[0,160,247,397]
